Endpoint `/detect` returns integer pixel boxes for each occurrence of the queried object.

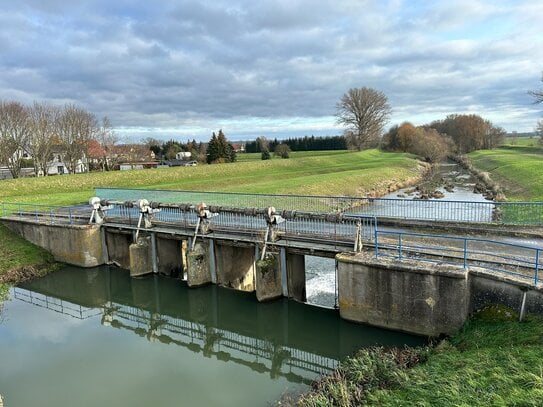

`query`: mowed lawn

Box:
[0,149,423,206]
[468,145,543,201]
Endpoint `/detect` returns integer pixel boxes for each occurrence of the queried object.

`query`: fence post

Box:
[463,239,467,269]
[399,234,402,260]
[374,228,379,257]
[535,249,540,286]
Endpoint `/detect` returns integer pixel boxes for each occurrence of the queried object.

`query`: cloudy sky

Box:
[1,0,542,141]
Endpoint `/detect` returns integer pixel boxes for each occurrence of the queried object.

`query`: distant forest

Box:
[245,135,346,153]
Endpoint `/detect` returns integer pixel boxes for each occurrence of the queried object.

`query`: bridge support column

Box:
[214,241,255,291]
[336,252,469,337]
[186,240,212,287]
[256,252,283,301]
[156,237,182,277]
[129,236,153,277]
[287,253,306,302]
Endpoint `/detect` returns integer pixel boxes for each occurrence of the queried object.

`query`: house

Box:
[175,151,192,160]
[231,143,246,153]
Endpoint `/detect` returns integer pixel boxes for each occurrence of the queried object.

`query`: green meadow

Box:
[468,145,543,201]
[0,149,423,206]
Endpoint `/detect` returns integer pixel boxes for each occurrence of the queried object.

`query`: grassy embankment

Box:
[1,150,423,205]
[295,308,543,406]
[0,149,423,283]
[468,144,543,201]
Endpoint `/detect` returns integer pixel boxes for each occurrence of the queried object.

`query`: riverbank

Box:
[289,307,543,406]
[0,224,59,285]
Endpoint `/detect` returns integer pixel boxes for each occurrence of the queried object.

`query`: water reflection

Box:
[15,266,422,385]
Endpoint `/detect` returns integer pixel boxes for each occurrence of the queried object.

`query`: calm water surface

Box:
[0,266,423,407]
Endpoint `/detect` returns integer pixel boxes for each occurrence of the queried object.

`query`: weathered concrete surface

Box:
[2,218,104,268]
[255,252,282,302]
[156,237,182,277]
[469,268,543,315]
[129,237,153,277]
[337,252,469,336]
[287,252,306,302]
[105,231,132,270]
[186,241,211,287]
[215,241,255,291]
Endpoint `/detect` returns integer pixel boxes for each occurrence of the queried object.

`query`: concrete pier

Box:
[129,237,153,277]
[337,252,469,336]
[255,252,283,302]
[186,241,212,287]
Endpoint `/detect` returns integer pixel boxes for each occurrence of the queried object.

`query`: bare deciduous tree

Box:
[536,120,543,144]
[57,104,98,174]
[336,87,391,150]
[0,101,30,178]
[529,72,543,104]
[27,102,60,176]
[95,116,118,171]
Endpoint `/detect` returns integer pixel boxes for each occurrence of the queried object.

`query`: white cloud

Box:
[0,0,541,140]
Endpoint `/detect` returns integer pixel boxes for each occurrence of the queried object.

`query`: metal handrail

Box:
[375,229,542,286]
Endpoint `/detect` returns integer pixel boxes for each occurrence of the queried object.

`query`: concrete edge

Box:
[336,251,467,279]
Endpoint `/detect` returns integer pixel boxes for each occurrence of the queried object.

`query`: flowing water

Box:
[0,266,423,407]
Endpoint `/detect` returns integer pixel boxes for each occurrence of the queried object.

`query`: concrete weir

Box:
[3,215,543,337]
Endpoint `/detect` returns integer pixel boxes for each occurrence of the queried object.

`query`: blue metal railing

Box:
[0,202,80,225]
[375,230,542,285]
[95,187,543,225]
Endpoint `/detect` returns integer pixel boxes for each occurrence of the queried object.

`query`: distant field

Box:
[502,136,541,147]
[468,145,543,201]
[0,149,424,206]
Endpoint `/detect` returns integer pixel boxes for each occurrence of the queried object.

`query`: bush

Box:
[261,150,271,160]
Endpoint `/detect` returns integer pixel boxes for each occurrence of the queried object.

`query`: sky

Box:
[0,0,542,142]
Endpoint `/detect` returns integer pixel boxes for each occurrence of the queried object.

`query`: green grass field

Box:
[503,136,542,147]
[468,145,543,201]
[0,149,423,206]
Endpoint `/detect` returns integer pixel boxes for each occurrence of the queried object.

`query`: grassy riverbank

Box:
[1,149,424,205]
[0,224,58,285]
[294,309,543,406]
[468,145,543,201]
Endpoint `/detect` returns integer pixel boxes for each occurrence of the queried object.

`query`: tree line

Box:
[245,135,346,153]
[0,100,114,178]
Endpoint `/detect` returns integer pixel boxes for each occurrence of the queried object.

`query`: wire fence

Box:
[95,187,543,225]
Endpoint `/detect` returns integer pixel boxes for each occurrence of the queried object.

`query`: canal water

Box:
[0,266,423,407]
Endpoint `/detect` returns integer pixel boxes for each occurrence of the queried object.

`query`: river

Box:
[0,266,423,407]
